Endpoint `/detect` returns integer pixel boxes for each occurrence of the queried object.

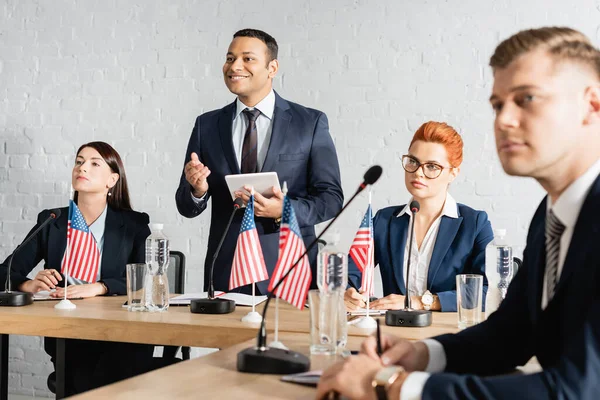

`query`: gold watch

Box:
[372,366,405,400]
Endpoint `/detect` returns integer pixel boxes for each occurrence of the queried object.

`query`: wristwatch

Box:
[372,366,405,400]
[421,290,434,311]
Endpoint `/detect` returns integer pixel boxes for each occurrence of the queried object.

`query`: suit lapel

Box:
[528,218,546,324]
[48,212,68,270]
[218,102,239,174]
[554,174,600,295]
[427,215,463,287]
[100,208,125,279]
[388,213,409,294]
[261,92,291,173]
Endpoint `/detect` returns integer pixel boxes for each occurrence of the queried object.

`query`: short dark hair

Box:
[74,141,133,211]
[233,28,278,61]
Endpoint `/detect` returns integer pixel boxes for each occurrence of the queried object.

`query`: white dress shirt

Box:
[401,158,600,400]
[396,193,459,297]
[191,90,275,203]
[66,204,107,285]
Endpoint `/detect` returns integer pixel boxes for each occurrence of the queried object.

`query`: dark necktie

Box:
[545,210,565,301]
[241,108,261,173]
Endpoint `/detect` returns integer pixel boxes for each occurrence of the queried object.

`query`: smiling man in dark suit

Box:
[317,26,600,400]
[175,29,343,294]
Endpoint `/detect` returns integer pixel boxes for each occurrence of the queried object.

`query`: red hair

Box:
[409,121,463,167]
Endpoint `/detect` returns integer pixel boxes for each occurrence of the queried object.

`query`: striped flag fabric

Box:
[268,195,311,309]
[229,195,269,290]
[61,199,100,283]
[349,205,375,296]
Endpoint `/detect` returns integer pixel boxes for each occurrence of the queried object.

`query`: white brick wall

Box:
[1,0,599,397]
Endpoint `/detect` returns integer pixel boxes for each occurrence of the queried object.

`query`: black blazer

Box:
[0,207,150,295]
[423,173,600,399]
[175,92,343,293]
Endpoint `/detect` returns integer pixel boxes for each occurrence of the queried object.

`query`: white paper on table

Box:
[348,308,387,316]
[170,292,268,307]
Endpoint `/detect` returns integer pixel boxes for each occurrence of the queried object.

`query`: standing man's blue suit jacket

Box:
[424,174,600,399]
[175,92,343,294]
[348,204,493,312]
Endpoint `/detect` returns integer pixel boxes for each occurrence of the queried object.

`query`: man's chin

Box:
[499,161,535,177]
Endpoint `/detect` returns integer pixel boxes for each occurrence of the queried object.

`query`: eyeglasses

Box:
[401,155,451,179]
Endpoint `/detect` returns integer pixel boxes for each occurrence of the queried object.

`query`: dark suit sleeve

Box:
[437,211,494,312]
[175,116,211,218]
[0,211,49,291]
[100,213,151,296]
[424,295,600,399]
[289,112,343,227]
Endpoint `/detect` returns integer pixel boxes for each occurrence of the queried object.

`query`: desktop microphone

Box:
[237,165,383,374]
[190,197,244,314]
[385,200,432,327]
[0,209,62,307]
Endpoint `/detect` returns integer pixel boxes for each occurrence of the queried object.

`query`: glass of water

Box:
[456,274,483,329]
[308,289,347,355]
[126,263,147,312]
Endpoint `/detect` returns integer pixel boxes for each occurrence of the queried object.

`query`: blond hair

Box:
[489,27,600,80]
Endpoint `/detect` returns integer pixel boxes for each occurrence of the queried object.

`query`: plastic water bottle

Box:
[145,223,170,312]
[316,234,348,352]
[485,229,513,317]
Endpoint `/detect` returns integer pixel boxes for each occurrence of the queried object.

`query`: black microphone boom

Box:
[190,197,244,314]
[385,200,432,327]
[0,209,62,307]
[237,166,383,374]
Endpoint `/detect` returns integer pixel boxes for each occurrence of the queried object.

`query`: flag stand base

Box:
[54,299,77,310]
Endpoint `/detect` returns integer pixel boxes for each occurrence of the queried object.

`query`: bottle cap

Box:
[151,223,164,230]
[493,228,506,238]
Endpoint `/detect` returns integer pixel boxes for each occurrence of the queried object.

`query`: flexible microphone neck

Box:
[208,199,243,299]
[257,167,382,349]
[404,201,420,309]
[5,210,61,293]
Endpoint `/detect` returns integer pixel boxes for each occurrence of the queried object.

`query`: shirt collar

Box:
[396,192,459,219]
[547,158,600,229]
[88,204,108,241]
[234,90,275,120]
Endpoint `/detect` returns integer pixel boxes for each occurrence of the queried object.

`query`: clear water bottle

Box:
[145,223,170,312]
[316,235,348,352]
[485,229,513,317]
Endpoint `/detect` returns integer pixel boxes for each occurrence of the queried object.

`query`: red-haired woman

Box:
[0,142,166,395]
[346,122,493,312]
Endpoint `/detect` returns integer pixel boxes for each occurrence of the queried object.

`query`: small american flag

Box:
[229,195,269,290]
[349,205,375,295]
[268,195,311,309]
[61,200,100,283]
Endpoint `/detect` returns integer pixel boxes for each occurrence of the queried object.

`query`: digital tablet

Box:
[224,172,280,200]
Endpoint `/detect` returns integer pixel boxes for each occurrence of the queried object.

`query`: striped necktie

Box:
[545,209,565,301]
[241,108,261,174]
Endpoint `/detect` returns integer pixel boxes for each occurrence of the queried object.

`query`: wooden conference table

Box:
[0,296,461,400]
[71,333,542,400]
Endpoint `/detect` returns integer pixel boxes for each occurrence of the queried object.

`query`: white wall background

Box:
[1,0,599,397]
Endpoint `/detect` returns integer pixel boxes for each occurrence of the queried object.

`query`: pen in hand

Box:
[376,318,383,357]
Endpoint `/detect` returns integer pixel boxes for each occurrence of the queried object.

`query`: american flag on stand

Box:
[268,195,311,309]
[229,195,269,290]
[349,205,375,296]
[61,200,100,283]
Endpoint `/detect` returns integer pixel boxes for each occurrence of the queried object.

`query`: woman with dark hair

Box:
[0,141,157,395]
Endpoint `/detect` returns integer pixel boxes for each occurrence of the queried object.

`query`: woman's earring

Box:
[108,191,112,197]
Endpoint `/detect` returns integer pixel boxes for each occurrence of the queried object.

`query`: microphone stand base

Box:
[385,309,432,327]
[0,291,34,307]
[237,346,310,374]
[190,298,235,314]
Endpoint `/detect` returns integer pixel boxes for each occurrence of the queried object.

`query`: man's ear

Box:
[268,59,279,79]
[583,86,600,125]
